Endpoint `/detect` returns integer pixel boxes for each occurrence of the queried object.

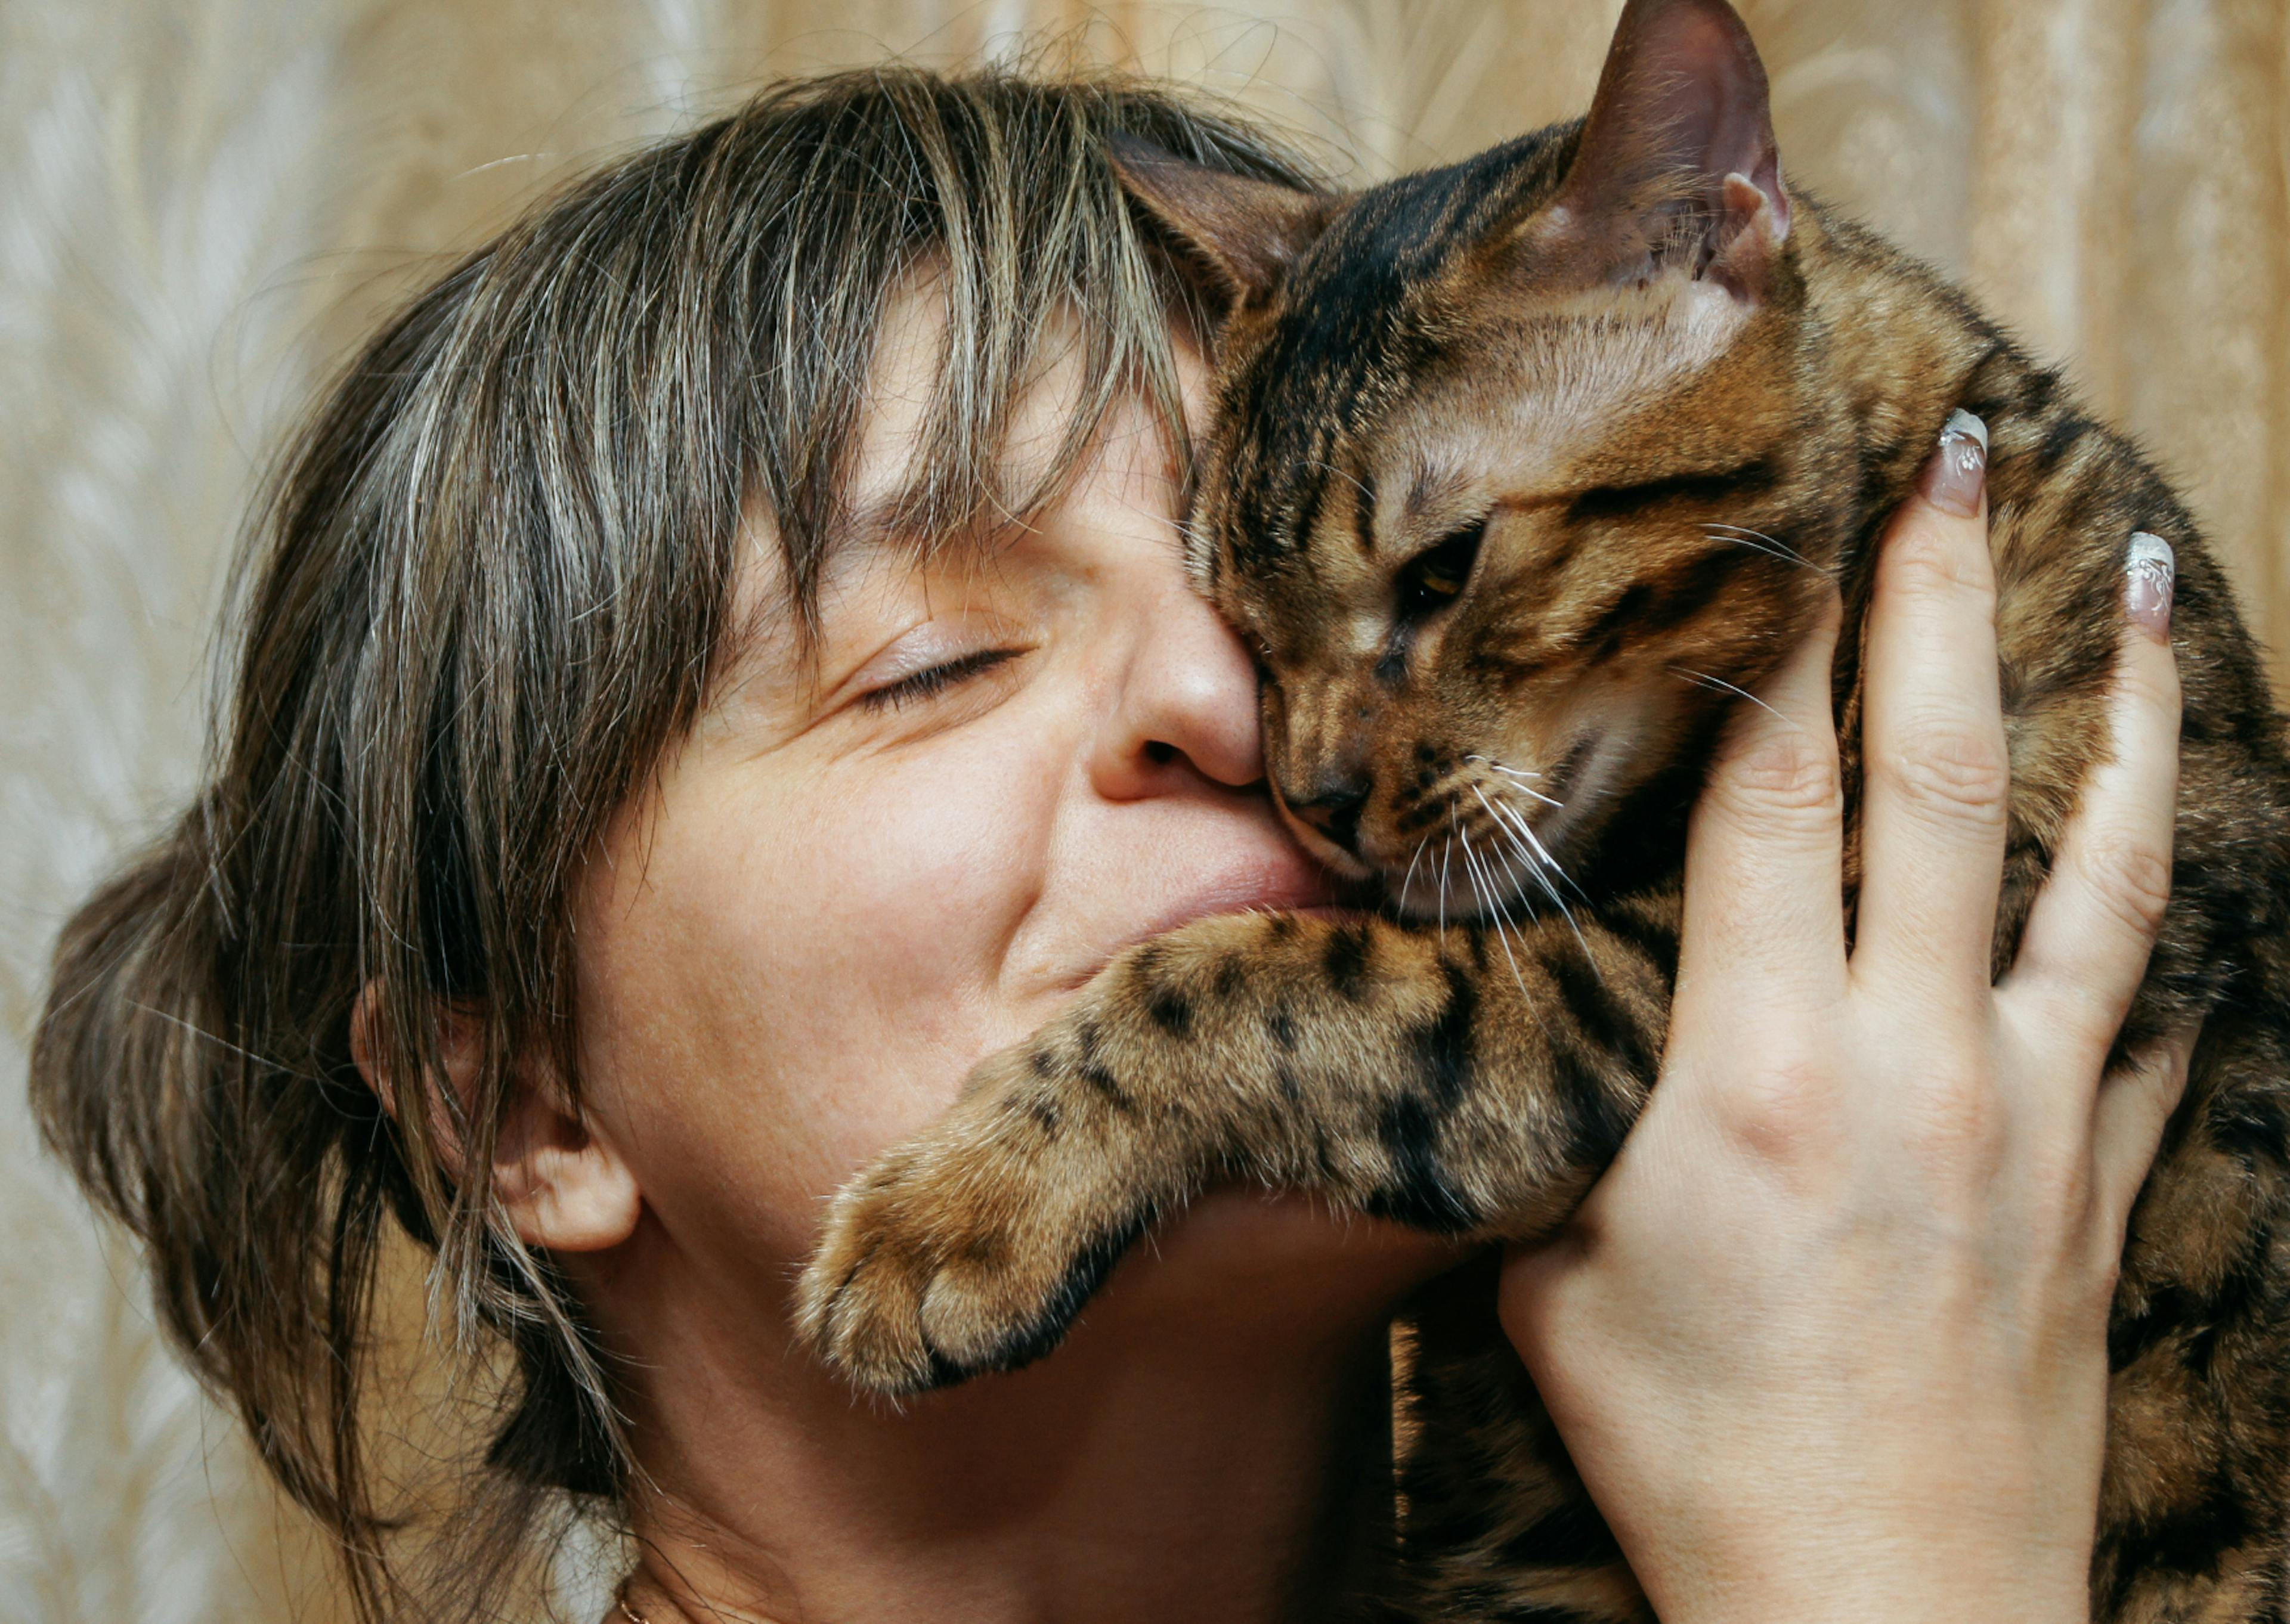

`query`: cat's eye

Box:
[1396,519,1487,618]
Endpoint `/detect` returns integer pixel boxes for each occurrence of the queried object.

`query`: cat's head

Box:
[1118,0,1835,920]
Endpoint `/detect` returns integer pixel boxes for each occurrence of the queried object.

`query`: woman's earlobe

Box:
[491,1096,643,1253]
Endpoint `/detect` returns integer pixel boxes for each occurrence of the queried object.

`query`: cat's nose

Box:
[1285,775,1372,855]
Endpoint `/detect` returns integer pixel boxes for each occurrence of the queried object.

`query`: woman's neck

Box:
[604,1194,1443,1624]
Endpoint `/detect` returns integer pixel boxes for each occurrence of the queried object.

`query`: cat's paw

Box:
[794,1049,1155,1396]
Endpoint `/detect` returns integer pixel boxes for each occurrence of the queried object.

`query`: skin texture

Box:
[796,1,2290,1618]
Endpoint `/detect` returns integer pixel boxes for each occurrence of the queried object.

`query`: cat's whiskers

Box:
[1302,458,1377,513]
[1467,753,1562,808]
[1669,665,1788,724]
[1468,794,1543,922]
[1436,829,1454,946]
[1456,817,1536,1006]
[1454,760,1565,907]
[1702,521,1821,574]
[1472,776,1587,905]
[1453,819,1489,917]
[1400,832,1432,918]
[1474,783,1593,960]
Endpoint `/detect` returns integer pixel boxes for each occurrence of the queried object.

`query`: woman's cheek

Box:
[733,764,1035,1118]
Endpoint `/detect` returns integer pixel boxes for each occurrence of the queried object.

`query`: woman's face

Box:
[566,286,1448,1373]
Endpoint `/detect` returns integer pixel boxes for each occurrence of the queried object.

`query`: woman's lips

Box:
[1070,857,1340,987]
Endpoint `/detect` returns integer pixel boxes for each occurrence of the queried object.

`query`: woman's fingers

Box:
[2003,537,2182,1058]
[1853,413,2011,1010]
[1676,588,1848,1018]
[2091,1024,2199,1242]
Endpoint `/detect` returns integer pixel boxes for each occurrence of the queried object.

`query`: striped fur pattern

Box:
[797,2,2290,1616]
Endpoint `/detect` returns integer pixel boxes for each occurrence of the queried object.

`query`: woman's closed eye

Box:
[857,647,1024,712]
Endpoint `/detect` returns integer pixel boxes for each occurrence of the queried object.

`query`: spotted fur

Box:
[798,2,2290,1616]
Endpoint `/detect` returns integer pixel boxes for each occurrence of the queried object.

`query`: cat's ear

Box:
[1522,0,1790,299]
[1109,133,1330,311]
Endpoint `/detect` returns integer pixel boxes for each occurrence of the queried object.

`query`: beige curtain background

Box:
[2,1,2285,1619]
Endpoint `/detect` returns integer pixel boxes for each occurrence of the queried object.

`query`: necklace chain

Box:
[616,1593,651,1624]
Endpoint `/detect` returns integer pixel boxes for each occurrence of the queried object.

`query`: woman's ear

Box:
[349,984,641,1253]
[486,1073,643,1253]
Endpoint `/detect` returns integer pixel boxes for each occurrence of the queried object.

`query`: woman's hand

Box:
[1497,418,2192,1624]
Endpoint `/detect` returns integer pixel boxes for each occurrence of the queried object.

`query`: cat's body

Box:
[797,2,2290,1617]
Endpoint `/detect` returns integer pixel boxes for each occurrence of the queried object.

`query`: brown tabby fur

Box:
[796,2,2290,1616]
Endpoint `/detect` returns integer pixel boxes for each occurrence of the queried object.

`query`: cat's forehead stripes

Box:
[1211,127,1759,591]
[1215,283,1763,639]
[1211,128,1579,569]
[1463,291,1758,460]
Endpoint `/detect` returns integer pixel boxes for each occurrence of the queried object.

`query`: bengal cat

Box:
[796,1,2290,1615]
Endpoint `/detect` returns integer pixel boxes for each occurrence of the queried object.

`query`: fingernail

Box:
[1919,409,1988,517]
[2125,531,2175,639]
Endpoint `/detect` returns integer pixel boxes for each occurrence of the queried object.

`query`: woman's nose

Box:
[1091,574,1264,799]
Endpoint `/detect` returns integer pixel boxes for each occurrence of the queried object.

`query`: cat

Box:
[795,1,2290,1616]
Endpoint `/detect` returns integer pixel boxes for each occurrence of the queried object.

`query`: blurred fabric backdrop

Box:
[3,1,2286,1619]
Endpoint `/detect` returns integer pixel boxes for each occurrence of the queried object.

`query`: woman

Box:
[30,69,2189,1624]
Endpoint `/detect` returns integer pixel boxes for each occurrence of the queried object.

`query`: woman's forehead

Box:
[846,273,1115,529]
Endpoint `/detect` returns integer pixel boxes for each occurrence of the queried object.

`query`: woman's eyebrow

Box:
[717,474,1040,693]
[824,492,908,558]
[705,498,923,703]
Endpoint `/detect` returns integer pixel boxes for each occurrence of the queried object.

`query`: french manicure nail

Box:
[2125,531,2175,639]
[1919,408,1988,517]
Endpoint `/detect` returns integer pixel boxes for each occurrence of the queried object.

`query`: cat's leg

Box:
[795,894,1675,1394]
[2090,1030,2290,1624]
[1391,1265,1654,1624]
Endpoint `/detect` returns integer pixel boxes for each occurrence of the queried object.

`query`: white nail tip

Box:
[2128,532,2175,572]
[1942,408,1988,451]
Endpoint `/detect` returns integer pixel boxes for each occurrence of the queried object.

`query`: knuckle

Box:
[2113,636,2184,718]
[1710,1045,1842,1163]
[1874,722,2011,825]
[2067,833,2174,941]
[1885,518,1997,603]
[1713,725,1840,820]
